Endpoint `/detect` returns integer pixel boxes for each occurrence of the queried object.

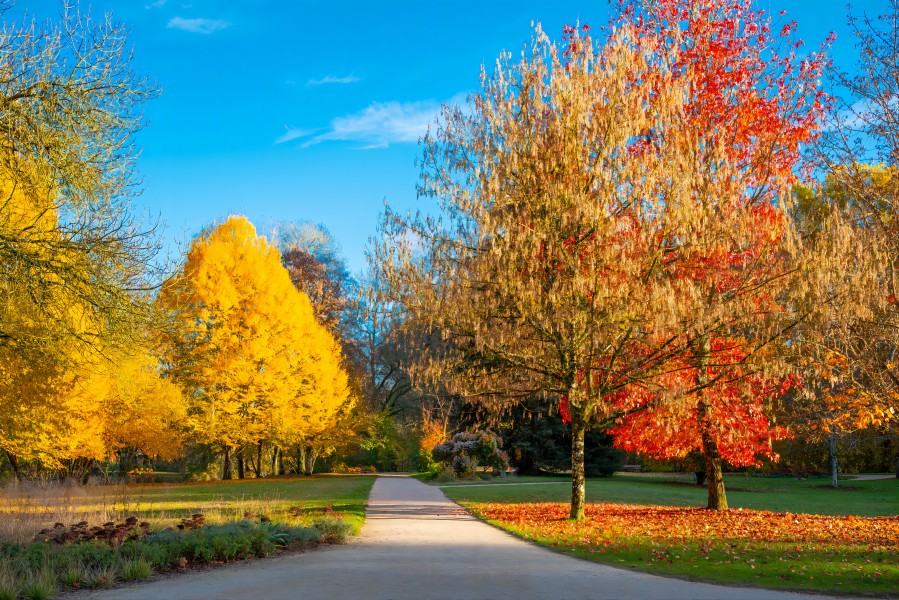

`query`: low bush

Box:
[0,514,351,597]
[432,431,511,479]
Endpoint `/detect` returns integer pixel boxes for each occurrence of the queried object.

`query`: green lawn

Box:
[128,474,376,533]
[435,473,899,596]
[436,473,898,517]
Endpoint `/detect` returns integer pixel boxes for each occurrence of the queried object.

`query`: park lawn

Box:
[0,474,376,544]
[436,473,898,517]
[441,475,899,596]
[128,474,375,533]
[0,475,376,597]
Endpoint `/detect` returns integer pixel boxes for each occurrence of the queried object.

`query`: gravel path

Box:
[84,474,850,600]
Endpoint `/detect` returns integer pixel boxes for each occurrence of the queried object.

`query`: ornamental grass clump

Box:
[433,431,511,479]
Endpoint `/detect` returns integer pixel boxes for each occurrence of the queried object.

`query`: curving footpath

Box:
[85,474,849,600]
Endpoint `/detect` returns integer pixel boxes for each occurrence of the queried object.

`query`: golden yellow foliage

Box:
[102,350,186,460]
[159,216,350,458]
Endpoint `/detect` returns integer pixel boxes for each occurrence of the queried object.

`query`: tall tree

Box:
[376,22,695,519]
[0,2,161,360]
[814,1,899,475]
[378,0,831,516]
[159,216,349,478]
[603,0,830,510]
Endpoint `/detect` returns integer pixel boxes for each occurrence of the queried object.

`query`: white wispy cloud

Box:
[274,127,318,145]
[306,75,362,86]
[167,16,231,34]
[145,0,166,8]
[279,100,445,149]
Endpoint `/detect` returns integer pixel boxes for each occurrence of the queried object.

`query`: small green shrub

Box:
[86,563,118,588]
[0,560,17,600]
[0,517,350,596]
[434,467,457,484]
[312,517,350,544]
[60,565,87,589]
[21,570,56,600]
[120,558,153,582]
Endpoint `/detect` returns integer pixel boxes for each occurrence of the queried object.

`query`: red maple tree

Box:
[602,0,831,509]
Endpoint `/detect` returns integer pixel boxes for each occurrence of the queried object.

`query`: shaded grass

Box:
[441,475,898,596]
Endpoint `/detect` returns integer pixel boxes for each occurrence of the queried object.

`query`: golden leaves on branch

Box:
[159,216,350,454]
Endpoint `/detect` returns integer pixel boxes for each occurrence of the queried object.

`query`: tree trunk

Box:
[118,449,132,480]
[298,446,306,475]
[694,334,728,510]
[694,471,706,486]
[237,447,245,479]
[222,446,233,480]
[278,448,285,475]
[569,413,587,521]
[829,434,839,489]
[255,442,264,477]
[4,450,19,482]
[304,447,317,476]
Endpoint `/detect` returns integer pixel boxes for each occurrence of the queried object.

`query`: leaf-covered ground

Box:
[464,501,899,596]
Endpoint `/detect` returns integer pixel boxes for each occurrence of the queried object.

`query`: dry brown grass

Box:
[0,480,299,544]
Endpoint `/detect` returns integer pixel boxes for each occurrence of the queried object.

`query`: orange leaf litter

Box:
[470,502,899,549]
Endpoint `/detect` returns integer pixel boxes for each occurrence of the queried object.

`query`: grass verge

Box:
[441,474,898,596]
[0,475,375,598]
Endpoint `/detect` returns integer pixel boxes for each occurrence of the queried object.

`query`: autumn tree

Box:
[0,2,162,474]
[812,1,899,476]
[0,2,161,360]
[159,216,350,479]
[273,222,361,353]
[376,23,698,519]
[599,0,832,510]
[0,336,110,476]
[102,345,187,473]
[378,0,835,516]
[777,172,896,487]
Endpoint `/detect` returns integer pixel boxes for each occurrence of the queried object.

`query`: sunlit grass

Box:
[441,475,899,595]
[0,475,375,544]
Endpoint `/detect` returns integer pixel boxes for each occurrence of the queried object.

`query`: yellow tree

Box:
[0,346,109,476]
[787,168,899,484]
[0,2,160,475]
[0,3,161,360]
[0,169,115,474]
[160,216,349,478]
[102,346,187,472]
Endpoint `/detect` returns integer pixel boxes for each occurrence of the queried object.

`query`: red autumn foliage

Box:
[611,340,798,466]
[618,0,831,185]
[599,0,830,475]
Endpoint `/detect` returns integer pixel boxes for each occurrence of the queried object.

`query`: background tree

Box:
[102,345,187,474]
[812,1,899,477]
[160,216,350,479]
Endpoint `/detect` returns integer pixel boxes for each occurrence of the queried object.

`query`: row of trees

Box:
[0,3,398,481]
[374,0,898,517]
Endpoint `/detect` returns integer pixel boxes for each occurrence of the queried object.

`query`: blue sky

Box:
[12,1,888,275]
